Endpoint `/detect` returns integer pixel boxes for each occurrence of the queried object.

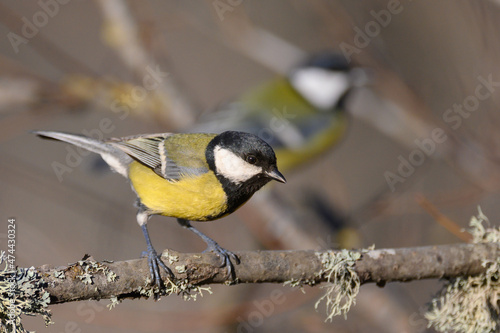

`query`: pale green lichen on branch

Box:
[314,248,366,321]
[425,207,500,333]
[0,252,52,333]
[134,276,213,303]
[74,257,117,285]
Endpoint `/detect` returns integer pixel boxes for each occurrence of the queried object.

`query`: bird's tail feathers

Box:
[33,131,132,177]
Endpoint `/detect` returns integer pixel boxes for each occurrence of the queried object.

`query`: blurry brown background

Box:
[1,1,500,332]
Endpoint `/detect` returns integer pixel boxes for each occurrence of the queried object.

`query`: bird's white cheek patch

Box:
[214,146,262,184]
[291,68,349,110]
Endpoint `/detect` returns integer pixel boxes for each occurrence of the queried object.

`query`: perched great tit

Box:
[192,52,369,172]
[33,130,286,289]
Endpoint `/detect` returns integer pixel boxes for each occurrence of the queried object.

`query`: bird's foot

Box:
[176,219,240,280]
[141,248,173,298]
[203,241,240,280]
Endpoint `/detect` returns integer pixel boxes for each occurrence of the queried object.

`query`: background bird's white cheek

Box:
[214,147,262,183]
[291,68,349,110]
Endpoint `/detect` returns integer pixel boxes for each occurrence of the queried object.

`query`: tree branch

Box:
[36,243,500,304]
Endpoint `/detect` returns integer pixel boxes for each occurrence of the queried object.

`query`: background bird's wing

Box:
[109,133,213,181]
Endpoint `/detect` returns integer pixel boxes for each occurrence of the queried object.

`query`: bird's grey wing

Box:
[109,134,209,181]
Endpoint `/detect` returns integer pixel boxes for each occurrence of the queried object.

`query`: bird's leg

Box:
[137,210,173,293]
[177,218,240,279]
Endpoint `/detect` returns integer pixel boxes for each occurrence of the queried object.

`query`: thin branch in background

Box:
[174,2,306,75]
[416,194,473,242]
[95,0,195,128]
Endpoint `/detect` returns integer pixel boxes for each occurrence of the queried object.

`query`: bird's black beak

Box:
[266,167,286,183]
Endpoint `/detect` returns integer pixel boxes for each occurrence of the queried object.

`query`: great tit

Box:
[192,52,368,172]
[34,130,286,289]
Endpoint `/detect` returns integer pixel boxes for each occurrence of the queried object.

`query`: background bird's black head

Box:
[300,52,351,72]
[288,52,370,111]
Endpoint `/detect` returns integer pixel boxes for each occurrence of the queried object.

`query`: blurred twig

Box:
[95,0,194,127]
[416,194,473,242]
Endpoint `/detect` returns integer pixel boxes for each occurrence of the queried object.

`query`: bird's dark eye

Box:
[246,155,257,164]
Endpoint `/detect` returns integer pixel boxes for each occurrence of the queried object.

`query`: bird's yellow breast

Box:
[128,161,228,221]
[275,114,348,172]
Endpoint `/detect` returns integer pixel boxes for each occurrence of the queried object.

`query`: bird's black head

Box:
[207,131,285,185]
[301,52,351,72]
[206,131,286,214]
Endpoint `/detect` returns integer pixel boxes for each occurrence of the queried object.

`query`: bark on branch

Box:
[36,243,500,304]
